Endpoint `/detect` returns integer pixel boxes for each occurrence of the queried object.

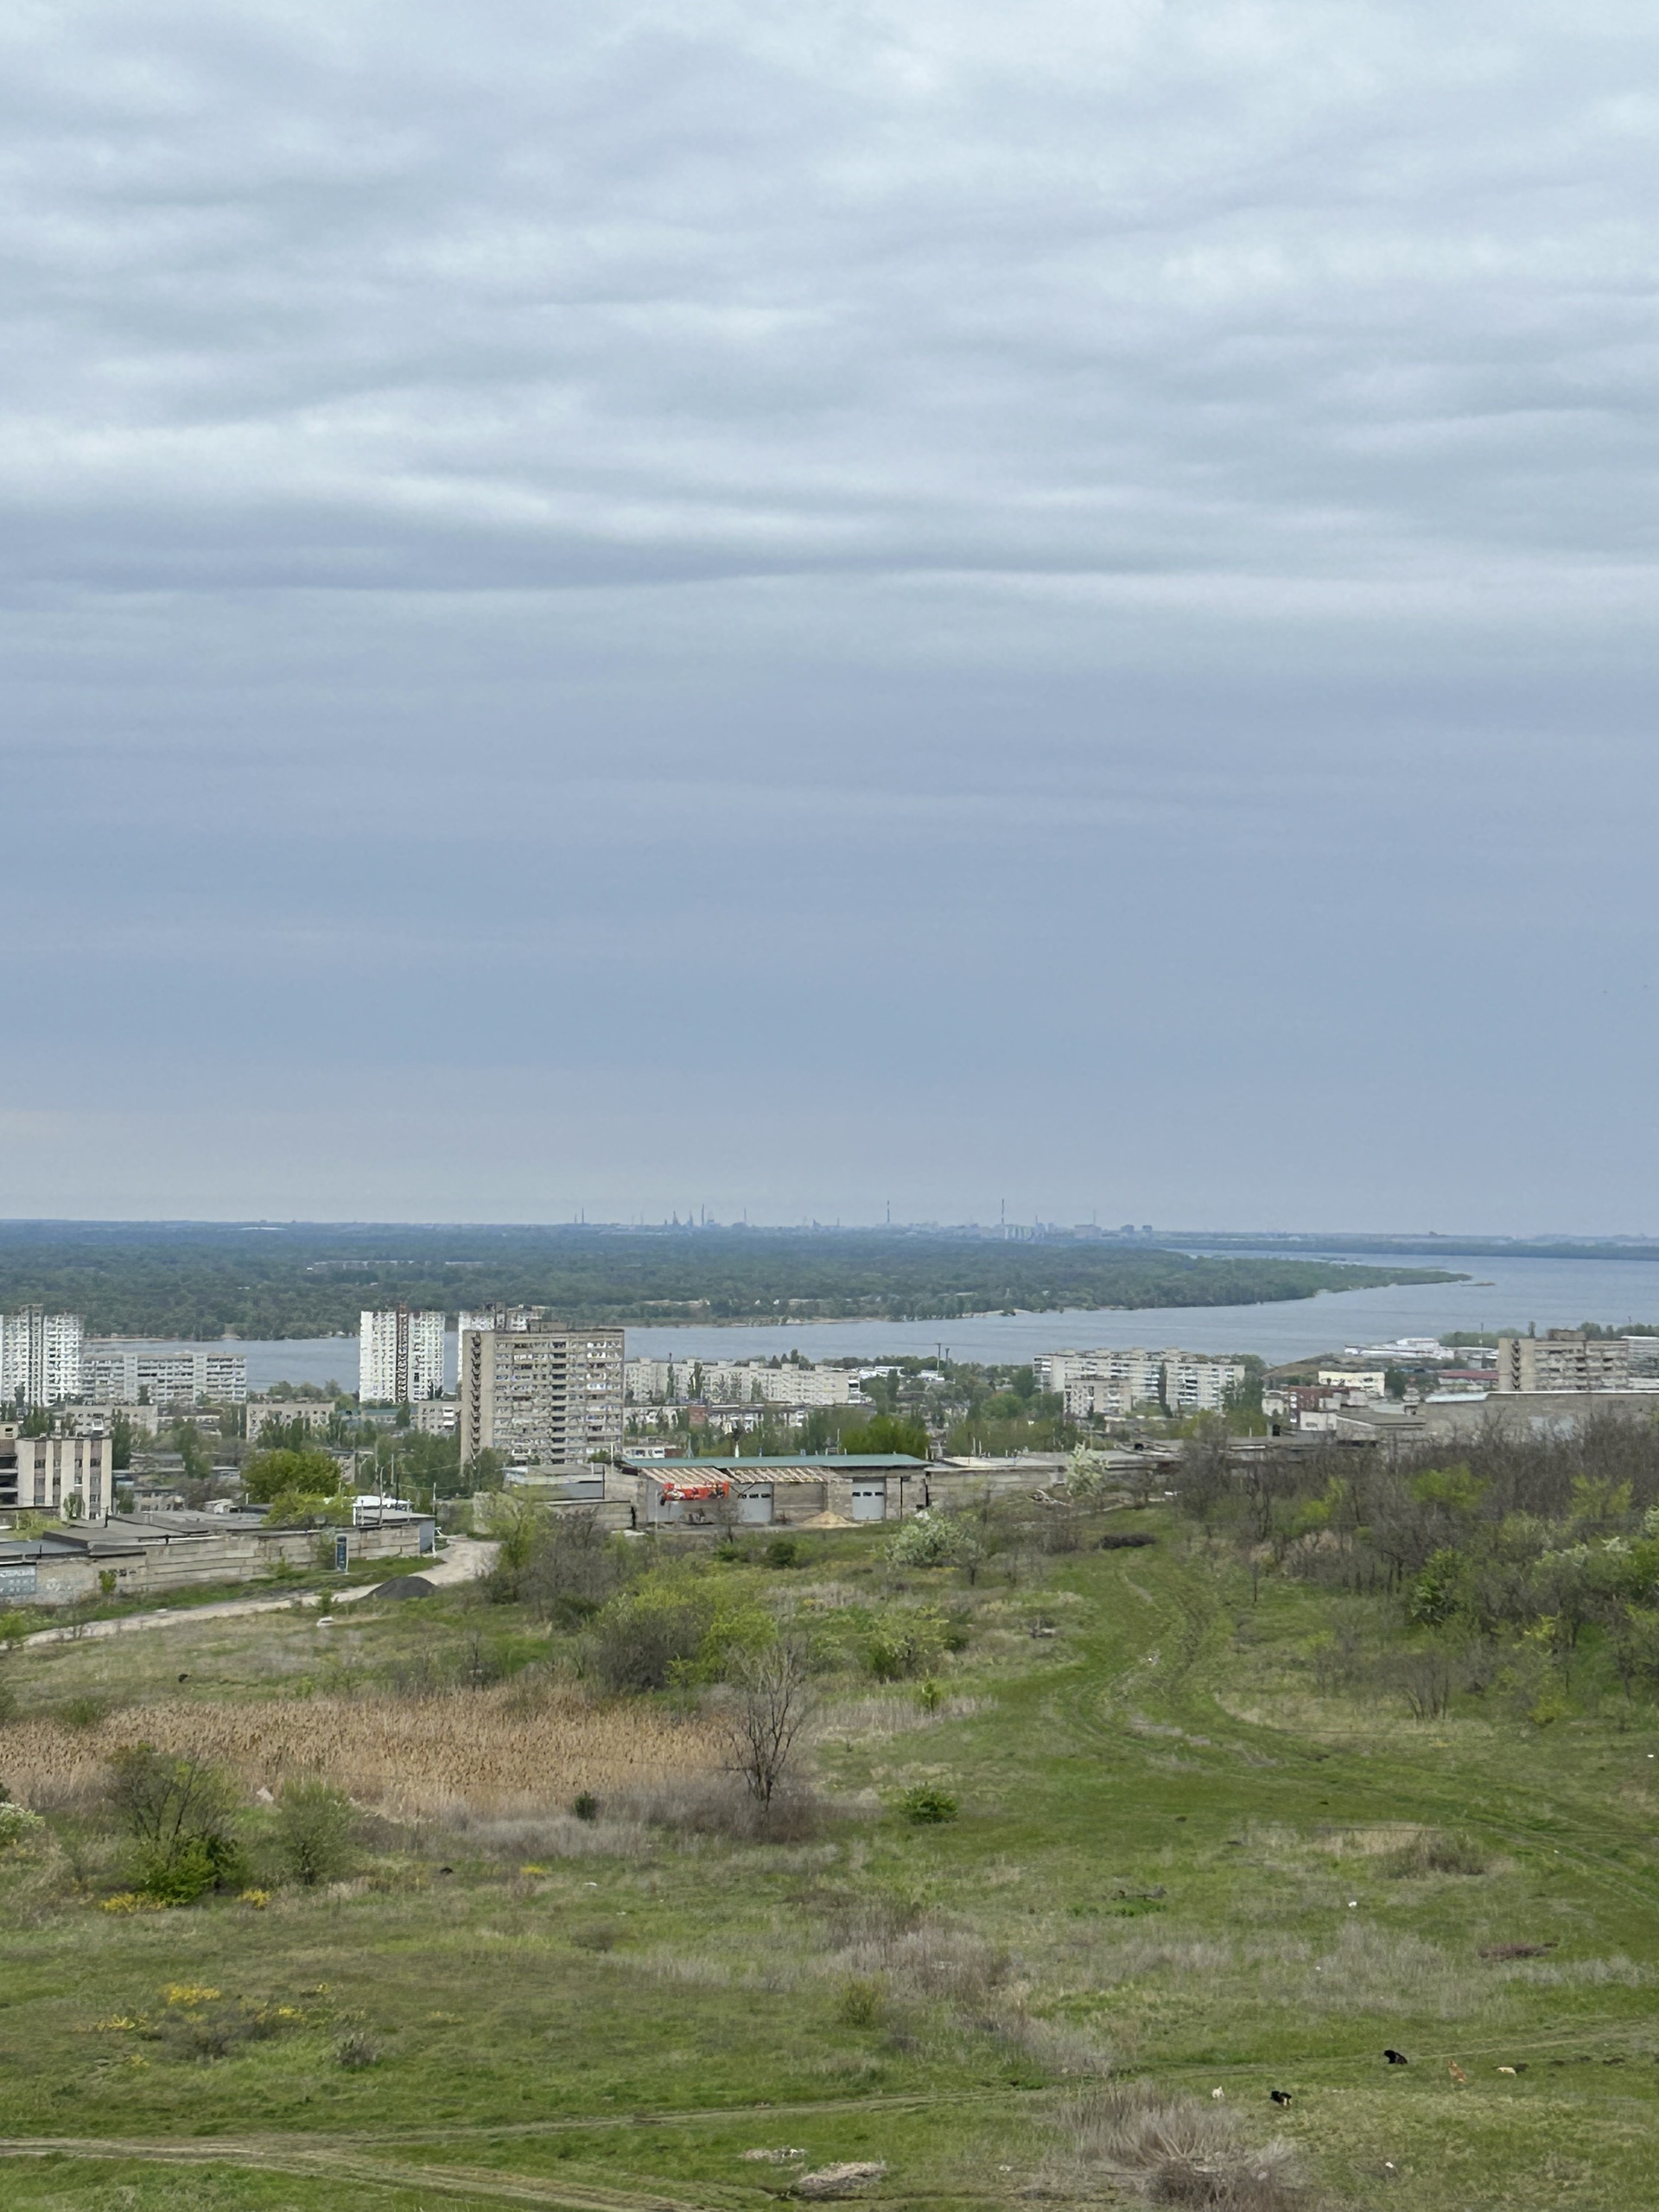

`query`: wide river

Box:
[88,1249,1659,1390]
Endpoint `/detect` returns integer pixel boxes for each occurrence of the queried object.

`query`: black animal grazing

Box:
[1383,2049,1409,2065]
[1269,2089,1293,2107]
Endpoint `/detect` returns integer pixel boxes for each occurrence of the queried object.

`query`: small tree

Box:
[105,1744,245,1900]
[724,1637,815,1806]
[274,1779,355,1886]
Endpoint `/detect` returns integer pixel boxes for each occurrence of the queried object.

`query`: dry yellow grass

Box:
[3,1686,721,1815]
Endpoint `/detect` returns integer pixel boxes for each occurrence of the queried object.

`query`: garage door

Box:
[738,1486,774,1525]
[850,1480,887,1522]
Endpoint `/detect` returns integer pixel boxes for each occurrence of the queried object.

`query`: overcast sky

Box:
[4,1,1658,1230]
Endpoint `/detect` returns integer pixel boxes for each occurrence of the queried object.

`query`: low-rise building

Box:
[617,1451,926,1528]
[0,1430,111,1519]
[0,1510,435,1606]
[249,1398,346,1437]
[1317,1367,1387,1397]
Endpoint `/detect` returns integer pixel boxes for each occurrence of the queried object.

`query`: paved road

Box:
[15,1535,499,1647]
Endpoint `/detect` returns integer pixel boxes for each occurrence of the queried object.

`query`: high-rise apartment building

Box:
[359,1307,446,1404]
[0,1307,84,1409]
[79,1348,248,1406]
[459,1319,625,1469]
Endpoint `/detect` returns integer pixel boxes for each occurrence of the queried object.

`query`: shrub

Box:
[868,1618,944,1681]
[0,1802,44,1847]
[157,1996,296,2063]
[899,1785,958,1824]
[765,1536,801,1569]
[63,1694,106,1728]
[572,1791,600,1822]
[274,1778,356,1887]
[1382,1829,1489,1879]
[105,1744,245,1902]
[588,1570,771,1692]
[137,1832,250,1905]
[836,1977,886,2029]
[512,1503,637,1628]
[335,2028,381,2069]
[888,1513,978,1570]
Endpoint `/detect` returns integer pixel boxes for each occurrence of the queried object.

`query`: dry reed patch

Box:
[1,1686,721,1816]
[1047,2082,1310,2210]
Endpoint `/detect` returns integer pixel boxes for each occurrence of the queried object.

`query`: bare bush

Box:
[1397,1648,1455,1720]
[1054,2082,1309,2209]
[623,1770,827,1843]
[723,1637,815,1806]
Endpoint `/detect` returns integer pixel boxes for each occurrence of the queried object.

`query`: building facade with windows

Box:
[1035,1346,1245,1417]
[1,1308,85,1409]
[460,1320,625,1469]
[79,1348,248,1406]
[359,1307,446,1404]
[5,1432,111,1519]
[1497,1332,1631,1392]
[624,1357,863,1408]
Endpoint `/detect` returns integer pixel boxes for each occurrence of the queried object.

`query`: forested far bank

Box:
[0,1223,1457,1340]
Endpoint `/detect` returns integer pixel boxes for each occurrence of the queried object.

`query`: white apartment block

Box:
[12,1432,111,1519]
[624,1357,863,1408]
[1036,1347,1245,1417]
[359,1307,446,1403]
[460,1323,625,1469]
[1,1308,85,1409]
[79,1348,249,1406]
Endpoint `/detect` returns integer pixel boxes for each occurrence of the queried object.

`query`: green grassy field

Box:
[3,1513,1657,2212]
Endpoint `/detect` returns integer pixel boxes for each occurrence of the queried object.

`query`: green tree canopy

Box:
[241,1446,344,1504]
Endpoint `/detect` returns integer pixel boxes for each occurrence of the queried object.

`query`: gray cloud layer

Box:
[4,3,1658,1225]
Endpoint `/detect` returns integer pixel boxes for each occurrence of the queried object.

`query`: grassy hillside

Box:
[2,1504,1656,2212]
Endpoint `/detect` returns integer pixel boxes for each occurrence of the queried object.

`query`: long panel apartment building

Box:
[1033,1346,1245,1416]
[459,1309,625,1470]
[79,1348,249,1406]
[359,1306,446,1404]
[624,1357,864,1408]
[1496,1331,1635,1392]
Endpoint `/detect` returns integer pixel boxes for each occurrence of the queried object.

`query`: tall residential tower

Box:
[458,1312,624,1470]
[359,1306,446,1404]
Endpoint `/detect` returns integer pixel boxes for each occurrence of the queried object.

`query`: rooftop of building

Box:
[619,1452,927,1475]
